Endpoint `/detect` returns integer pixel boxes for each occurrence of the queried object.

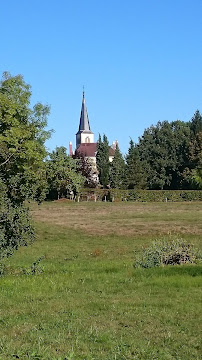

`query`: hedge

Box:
[79,189,202,202]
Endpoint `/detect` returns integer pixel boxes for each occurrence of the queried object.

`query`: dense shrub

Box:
[0,179,34,260]
[79,188,202,202]
[134,238,202,268]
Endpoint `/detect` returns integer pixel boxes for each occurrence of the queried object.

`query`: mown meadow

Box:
[0,201,202,360]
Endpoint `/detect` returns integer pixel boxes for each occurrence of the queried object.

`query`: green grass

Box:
[0,202,202,359]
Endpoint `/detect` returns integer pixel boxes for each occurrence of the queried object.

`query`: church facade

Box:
[69,92,116,164]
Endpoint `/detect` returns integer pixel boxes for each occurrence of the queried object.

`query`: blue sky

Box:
[1,0,202,155]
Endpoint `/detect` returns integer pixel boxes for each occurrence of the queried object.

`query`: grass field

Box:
[0,201,202,359]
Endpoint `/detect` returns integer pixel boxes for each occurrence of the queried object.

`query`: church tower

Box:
[76,91,94,148]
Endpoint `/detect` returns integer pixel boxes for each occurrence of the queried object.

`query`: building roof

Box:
[76,143,115,158]
[76,92,93,134]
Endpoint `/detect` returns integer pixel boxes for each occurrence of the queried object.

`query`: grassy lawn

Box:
[0,201,202,359]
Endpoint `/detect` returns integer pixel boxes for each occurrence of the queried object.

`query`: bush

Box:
[78,188,202,202]
[0,179,35,260]
[134,238,202,268]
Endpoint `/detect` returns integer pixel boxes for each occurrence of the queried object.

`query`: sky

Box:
[0,0,202,155]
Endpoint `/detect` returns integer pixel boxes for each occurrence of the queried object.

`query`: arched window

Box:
[85,136,90,143]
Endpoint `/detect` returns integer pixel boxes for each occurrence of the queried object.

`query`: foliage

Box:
[138,120,191,189]
[79,188,202,202]
[74,152,98,188]
[191,167,202,189]
[0,71,50,258]
[46,146,85,199]
[133,111,202,190]
[134,238,202,268]
[96,134,110,188]
[109,145,126,188]
[189,131,202,167]
[189,109,202,136]
[0,72,51,203]
[0,178,35,260]
[125,139,146,189]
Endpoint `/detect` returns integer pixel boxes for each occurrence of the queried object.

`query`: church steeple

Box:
[78,91,91,131]
[76,91,94,148]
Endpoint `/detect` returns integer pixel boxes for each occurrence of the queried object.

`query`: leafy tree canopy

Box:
[0,71,51,258]
[46,146,85,199]
[0,71,51,203]
[138,120,191,189]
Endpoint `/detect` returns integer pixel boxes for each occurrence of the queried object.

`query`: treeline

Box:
[46,113,202,200]
[96,115,202,191]
[0,72,202,259]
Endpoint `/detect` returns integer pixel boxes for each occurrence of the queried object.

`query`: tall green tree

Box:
[109,145,126,188]
[125,139,146,189]
[138,120,191,189]
[0,72,51,202]
[46,146,85,199]
[96,134,110,188]
[190,110,202,136]
[0,72,51,258]
[188,111,202,188]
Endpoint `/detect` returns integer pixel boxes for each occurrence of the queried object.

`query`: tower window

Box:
[85,136,90,143]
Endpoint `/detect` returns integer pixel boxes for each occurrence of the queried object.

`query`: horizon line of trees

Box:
[0,71,202,260]
[95,113,202,191]
[45,109,202,198]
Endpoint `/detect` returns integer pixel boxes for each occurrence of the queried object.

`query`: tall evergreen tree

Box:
[190,110,202,136]
[96,134,110,187]
[125,139,146,189]
[110,145,126,188]
[188,110,202,188]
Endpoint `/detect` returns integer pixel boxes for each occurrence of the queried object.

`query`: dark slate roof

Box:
[77,92,93,133]
[76,143,115,157]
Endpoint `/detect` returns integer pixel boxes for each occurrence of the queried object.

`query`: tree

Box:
[0,179,34,259]
[0,72,51,202]
[46,146,85,199]
[125,139,146,189]
[74,152,98,188]
[188,113,202,189]
[0,72,51,258]
[191,168,202,189]
[96,134,110,188]
[138,120,191,189]
[190,110,202,136]
[109,145,126,188]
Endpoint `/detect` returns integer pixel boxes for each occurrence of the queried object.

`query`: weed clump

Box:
[22,255,45,275]
[134,238,202,268]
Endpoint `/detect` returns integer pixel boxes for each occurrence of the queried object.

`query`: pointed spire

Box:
[76,90,94,148]
[78,91,91,132]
